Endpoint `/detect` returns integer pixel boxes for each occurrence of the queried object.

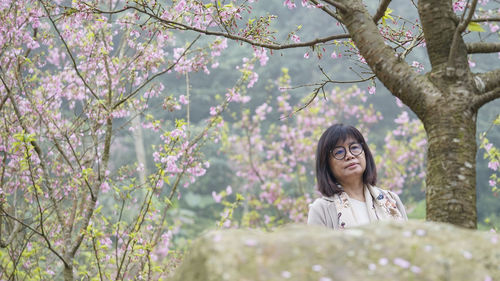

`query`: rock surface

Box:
[170,220,499,281]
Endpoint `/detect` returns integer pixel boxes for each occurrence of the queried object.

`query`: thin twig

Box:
[281,66,375,118]
[399,32,423,60]
[309,0,343,22]
[113,34,201,110]
[92,235,105,281]
[0,208,69,267]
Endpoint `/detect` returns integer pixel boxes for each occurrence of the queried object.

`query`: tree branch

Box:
[0,208,69,267]
[473,86,500,109]
[91,235,105,281]
[336,0,429,118]
[309,0,343,22]
[113,35,202,110]
[418,0,468,68]
[282,67,376,117]
[472,17,500,22]
[90,5,350,51]
[321,0,348,12]
[372,0,392,24]
[399,33,423,60]
[458,0,479,33]
[467,42,500,53]
[475,69,500,93]
[448,0,479,70]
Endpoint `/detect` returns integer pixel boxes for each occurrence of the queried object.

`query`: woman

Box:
[308,124,407,229]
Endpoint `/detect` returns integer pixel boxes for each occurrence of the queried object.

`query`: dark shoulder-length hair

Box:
[315,123,377,197]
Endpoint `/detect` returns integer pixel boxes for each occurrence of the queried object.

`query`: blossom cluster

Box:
[0,0,234,278]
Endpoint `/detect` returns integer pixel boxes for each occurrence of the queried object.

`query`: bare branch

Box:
[418,0,466,67]
[0,95,7,112]
[0,206,22,248]
[0,208,69,267]
[372,0,392,24]
[448,0,479,70]
[475,69,500,93]
[472,17,500,22]
[321,0,348,12]
[113,35,202,110]
[282,66,376,117]
[69,95,113,258]
[399,33,423,60]
[467,42,500,53]
[309,0,343,22]
[245,128,265,185]
[5,231,35,280]
[337,0,428,117]
[473,86,500,109]
[458,0,479,33]
[92,235,105,281]
[90,5,350,51]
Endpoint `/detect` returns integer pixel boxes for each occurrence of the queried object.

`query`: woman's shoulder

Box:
[310,196,337,209]
[308,195,339,228]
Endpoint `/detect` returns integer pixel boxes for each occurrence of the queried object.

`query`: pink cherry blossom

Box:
[488,161,499,171]
[283,0,296,9]
[212,191,222,203]
[291,34,300,43]
[393,257,410,268]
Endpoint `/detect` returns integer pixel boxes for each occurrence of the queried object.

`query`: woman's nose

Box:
[344,150,355,160]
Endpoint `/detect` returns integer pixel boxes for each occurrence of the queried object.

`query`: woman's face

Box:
[328,137,366,184]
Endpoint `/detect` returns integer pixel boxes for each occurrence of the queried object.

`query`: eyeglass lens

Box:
[332,143,363,160]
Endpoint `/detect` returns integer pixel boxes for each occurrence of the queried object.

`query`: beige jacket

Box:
[307,186,408,230]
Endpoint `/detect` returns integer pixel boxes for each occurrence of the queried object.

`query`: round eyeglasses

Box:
[330,143,363,160]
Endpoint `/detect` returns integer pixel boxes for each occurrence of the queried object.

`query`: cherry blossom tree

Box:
[0,0,240,279]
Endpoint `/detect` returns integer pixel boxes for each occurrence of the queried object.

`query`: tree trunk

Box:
[64,264,73,281]
[424,101,477,228]
[335,0,482,228]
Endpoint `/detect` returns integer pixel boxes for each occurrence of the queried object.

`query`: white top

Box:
[350,198,371,226]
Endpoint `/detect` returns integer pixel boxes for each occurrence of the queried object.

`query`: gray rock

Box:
[170,220,500,281]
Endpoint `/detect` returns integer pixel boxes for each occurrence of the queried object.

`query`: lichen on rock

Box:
[170,220,499,281]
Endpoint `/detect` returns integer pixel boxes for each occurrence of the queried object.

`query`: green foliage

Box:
[468,22,486,32]
[406,199,426,220]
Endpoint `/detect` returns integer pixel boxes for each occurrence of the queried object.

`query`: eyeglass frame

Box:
[330,142,364,160]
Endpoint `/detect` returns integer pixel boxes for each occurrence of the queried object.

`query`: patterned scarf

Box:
[332,184,404,229]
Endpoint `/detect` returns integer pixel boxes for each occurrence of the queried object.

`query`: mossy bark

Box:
[423,98,477,228]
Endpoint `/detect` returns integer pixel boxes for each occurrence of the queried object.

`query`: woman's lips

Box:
[345,163,358,169]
